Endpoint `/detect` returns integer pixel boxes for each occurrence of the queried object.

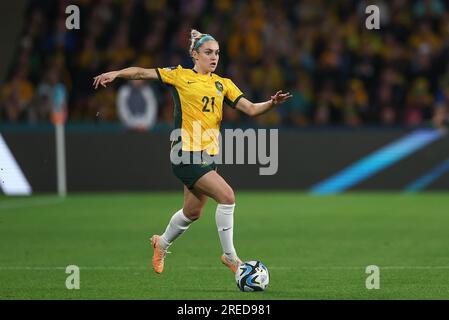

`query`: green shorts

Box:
[171,150,217,190]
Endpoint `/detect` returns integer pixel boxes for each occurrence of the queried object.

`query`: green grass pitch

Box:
[0,192,448,299]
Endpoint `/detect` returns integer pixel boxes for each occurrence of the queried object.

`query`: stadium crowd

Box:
[1,0,449,129]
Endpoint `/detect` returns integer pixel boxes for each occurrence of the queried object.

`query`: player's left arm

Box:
[235,91,292,117]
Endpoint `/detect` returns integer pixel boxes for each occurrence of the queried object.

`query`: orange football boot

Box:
[221,254,242,273]
[151,235,169,274]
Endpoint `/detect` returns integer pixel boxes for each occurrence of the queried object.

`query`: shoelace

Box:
[156,248,171,262]
[225,255,242,266]
[151,237,171,263]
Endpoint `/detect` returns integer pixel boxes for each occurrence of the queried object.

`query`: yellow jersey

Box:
[156,65,243,155]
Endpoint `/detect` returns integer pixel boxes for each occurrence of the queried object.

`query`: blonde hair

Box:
[189,29,216,54]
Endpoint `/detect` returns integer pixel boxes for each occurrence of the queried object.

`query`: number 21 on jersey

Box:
[202,96,215,113]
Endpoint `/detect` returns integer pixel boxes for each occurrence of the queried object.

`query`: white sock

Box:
[160,209,193,250]
[215,203,238,258]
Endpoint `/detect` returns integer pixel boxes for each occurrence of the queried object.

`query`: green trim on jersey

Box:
[156,69,182,131]
[155,68,163,84]
[224,94,244,109]
[169,85,182,145]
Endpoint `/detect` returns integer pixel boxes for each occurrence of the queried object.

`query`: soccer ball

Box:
[235,260,269,292]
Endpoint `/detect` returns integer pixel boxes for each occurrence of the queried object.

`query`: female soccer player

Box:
[93,29,292,274]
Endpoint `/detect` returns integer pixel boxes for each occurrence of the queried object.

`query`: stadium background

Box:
[1,0,449,192]
[1,0,449,300]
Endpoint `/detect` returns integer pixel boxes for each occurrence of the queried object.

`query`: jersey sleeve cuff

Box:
[225,94,244,109]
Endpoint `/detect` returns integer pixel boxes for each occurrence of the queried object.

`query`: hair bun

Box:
[189,29,205,53]
[190,29,203,40]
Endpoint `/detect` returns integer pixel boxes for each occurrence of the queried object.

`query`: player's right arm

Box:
[93,67,158,89]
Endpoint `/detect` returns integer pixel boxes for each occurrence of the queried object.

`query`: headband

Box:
[193,35,216,51]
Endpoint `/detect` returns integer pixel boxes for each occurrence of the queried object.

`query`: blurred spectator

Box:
[104,24,136,67]
[413,0,446,19]
[88,85,117,122]
[0,65,34,122]
[117,80,158,131]
[432,105,448,129]
[31,67,67,123]
[404,78,433,126]
[45,16,76,53]
[432,75,449,129]
[2,0,449,129]
[315,81,342,125]
[282,76,313,126]
[343,79,369,127]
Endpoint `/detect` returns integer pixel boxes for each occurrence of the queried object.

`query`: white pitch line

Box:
[186,266,449,270]
[0,198,64,210]
[0,266,448,271]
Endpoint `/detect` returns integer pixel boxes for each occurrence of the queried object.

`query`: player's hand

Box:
[271,90,293,105]
[93,71,119,89]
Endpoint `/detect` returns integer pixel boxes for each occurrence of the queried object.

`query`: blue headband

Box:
[193,35,216,51]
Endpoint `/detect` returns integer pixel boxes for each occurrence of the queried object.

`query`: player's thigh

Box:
[193,170,235,204]
[183,185,208,220]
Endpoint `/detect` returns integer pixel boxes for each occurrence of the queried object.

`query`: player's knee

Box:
[184,207,202,221]
[220,188,235,205]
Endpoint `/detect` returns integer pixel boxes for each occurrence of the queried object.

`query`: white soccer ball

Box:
[235,260,269,292]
